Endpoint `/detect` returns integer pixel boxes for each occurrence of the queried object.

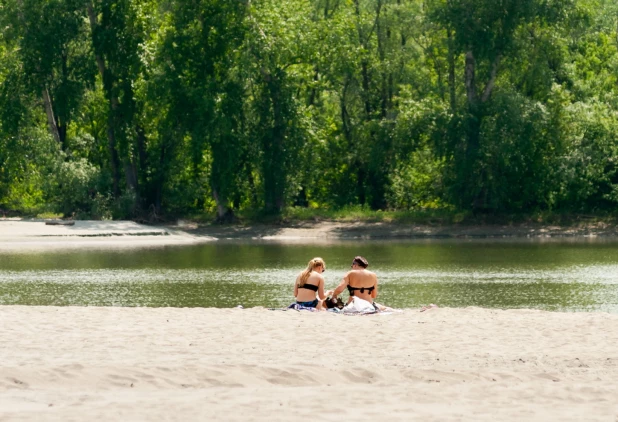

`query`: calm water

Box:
[0,239,617,312]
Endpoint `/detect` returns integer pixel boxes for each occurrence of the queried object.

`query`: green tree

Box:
[144,0,248,218]
[428,0,574,211]
[244,0,313,214]
[87,0,155,204]
[0,0,96,151]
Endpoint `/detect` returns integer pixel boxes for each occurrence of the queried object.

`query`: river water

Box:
[0,239,617,312]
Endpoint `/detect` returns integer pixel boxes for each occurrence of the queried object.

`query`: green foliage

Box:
[387,147,446,210]
[51,158,102,217]
[1,0,96,149]
[476,88,560,211]
[273,205,458,224]
[0,126,57,212]
[558,100,618,209]
[1,0,618,220]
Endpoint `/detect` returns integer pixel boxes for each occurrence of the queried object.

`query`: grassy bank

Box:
[185,206,618,228]
[3,206,615,230]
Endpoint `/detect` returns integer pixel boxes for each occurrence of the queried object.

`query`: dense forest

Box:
[1,0,617,221]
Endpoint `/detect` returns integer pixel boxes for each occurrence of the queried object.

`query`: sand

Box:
[0,220,212,250]
[2,220,617,420]
[1,306,617,421]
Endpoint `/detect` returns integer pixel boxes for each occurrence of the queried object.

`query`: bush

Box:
[90,193,113,220]
[557,100,618,210]
[387,147,446,210]
[51,158,102,217]
[111,189,138,220]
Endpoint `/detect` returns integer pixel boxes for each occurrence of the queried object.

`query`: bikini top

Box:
[299,283,319,292]
[347,284,375,296]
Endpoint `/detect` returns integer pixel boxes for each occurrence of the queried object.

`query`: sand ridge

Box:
[1,306,617,421]
[0,220,211,250]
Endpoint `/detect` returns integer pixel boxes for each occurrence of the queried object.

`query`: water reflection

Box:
[0,239,617,311]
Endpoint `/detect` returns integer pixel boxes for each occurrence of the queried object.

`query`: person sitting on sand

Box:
[331,256,382,311]
[294,257,331,310]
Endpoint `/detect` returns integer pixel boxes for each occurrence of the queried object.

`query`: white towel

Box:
[341,297,377,314]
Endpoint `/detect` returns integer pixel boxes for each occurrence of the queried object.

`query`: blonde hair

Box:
[298,257,325,287]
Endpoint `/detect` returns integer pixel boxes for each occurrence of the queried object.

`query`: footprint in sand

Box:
[107,373,138,387]
[7,377,30,389]
[339,369,379,383]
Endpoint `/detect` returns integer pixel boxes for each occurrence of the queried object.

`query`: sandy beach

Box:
[0,220,211,251]
[1,219,617,420]
[1,306,617,421]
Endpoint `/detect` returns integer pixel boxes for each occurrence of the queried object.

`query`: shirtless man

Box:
[331,256,379,309]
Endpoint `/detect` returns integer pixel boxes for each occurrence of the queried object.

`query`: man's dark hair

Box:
[353,256,369,268]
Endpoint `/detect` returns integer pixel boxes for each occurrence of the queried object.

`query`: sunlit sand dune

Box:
[1,306,617,421]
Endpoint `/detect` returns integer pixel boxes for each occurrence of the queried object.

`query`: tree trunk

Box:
[105,120,121,197]
[340,80,353,144]
[271,108,286,213]
[356,165,366,206]
[353,0,372,119]
[464,50,478,110]
[481,55,500,103]
[360,61,372,118]
[58,124,67,150]
[246,164,258,207]
[262,71,287,215]
[462,50,483,209]
[87,3,106,77]
[42,87,61,146]
[376,0,388,118]
[435,53,446,102]
[153,144,166,214]
[308,66,319,106]
[124,161,138,192]
[212,188,233,222]
[136,124,148,185]
[447,29,456,112]
[87,1,121,197]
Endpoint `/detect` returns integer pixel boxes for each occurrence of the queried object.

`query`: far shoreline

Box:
[178,219,618,240]
[2,218,618,252]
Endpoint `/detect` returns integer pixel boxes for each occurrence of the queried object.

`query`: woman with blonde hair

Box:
[294,257,330,309]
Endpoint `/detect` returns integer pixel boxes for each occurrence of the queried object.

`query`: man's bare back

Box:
[331,256,378,304]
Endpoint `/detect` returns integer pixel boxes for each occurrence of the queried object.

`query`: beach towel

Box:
[286,303,318,312]
[341,297,378,314]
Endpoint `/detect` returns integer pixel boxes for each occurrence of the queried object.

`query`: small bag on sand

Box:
[325,297,344,310]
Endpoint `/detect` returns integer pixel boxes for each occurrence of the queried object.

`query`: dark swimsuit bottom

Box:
[296,299,319,308]
[296,284,319,308]
[347,285,375,296]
